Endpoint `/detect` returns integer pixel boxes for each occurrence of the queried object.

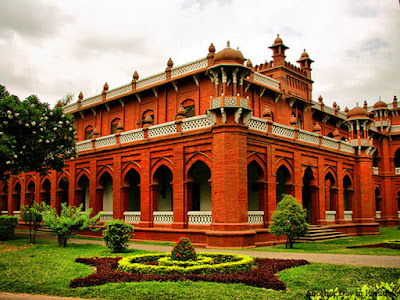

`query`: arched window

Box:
[111,118,121,134]
[181,99,195,118]
[85,125,93,140]
[395,148,400,168]
[373,150,379,168]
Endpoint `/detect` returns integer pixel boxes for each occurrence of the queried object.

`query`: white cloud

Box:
[0,0,398,109]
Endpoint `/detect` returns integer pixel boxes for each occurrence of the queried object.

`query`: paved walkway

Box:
[1,231,399,300]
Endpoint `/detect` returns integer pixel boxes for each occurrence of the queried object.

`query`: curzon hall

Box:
[1,35,399,248]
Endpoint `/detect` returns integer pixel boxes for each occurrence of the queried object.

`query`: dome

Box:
[273,34,283,45]
[346,107,369,120]
[300,49,309,59]
[214,44,245,65]
[372,100,387,110]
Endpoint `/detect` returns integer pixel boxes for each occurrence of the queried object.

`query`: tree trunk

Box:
[58,235,68,247]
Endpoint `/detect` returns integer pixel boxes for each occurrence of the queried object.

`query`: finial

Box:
[333,101,337,108]
[167,57,173,68]
[133,70,139,80]
[246,59,253,68]
[345,107,349,113]
[57,100,63,108]
[78,91,83,100]
[227,40,230,48]
[277,34,280,38]
[208,43,215,53]
[103,82,109,92]
[318,95,323,103]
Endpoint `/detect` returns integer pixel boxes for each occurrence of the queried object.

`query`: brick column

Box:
[113,156,122,220]
[266,145,276,226]
[89,159,98,216]
[139,149,152,228]
[172,143,185,229]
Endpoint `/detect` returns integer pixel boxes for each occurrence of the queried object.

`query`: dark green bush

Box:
[0,216,18,241]
[383,239,400,248]
[21,202,46,244]
[102,219,134,253]
[171,237,197,261]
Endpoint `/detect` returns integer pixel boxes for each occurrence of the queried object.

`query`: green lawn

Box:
[0,237,399,300]
[249,227,400,256]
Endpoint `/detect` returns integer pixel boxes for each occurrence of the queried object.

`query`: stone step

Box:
[296,225,348,243]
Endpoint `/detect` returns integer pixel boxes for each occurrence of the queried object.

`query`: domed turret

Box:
[214,41,245,66]
[346,107,369,120]
[372,100,387,110]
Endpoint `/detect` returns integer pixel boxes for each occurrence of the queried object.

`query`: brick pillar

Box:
[139,150,152,228]
[185,181,193,213]
[293,152,302,202]
[94,188,103,215]
[266,146,276,226]
[211,123,248,231]
[121,186,129,220]
[330,188,338,223]
[89,160,97,216]
[113,156,122,220]
[318,157,327,224]
[172,143,185,229]
[258,181,268,227]
[337,162,345,223]
[7,180,13,214]
[69,162,76,207]
[311,186,319,224]
[50,170,57,210]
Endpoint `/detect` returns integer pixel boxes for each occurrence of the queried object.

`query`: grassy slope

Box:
[250,227,400,256]
[0,237,400,300]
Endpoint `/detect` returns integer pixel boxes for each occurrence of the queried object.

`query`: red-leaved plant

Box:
[171,237,197,261]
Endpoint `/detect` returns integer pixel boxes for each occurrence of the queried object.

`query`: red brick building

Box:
[1,36,399,247]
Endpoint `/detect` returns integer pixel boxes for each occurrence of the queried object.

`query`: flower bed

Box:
[70,256,309,290]
[347,242,400,250]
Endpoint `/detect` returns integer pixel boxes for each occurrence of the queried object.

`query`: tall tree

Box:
[0,84,77,181]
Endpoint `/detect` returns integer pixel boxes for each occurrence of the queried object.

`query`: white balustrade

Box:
[224,97,237,106]
[137,73,167,89]
[153,211,174,224]
[272,123,295,139]
[171,58,208,78]
[390,125,400,132]
[1,211,8,215]
[246,116,268,132]
[120,129,145,143]
[298,130,319,144]
[100,211,114,222]
[76,140,93,152]
[13,211,21,219]
[95,134,117,148]
[148,121,177,138]
[240,98,248,108]
[375,211,381,219]
[373,167,379,175]
[106,84,132,99]
[124,211,141,223]
[63,103,78,113]
[340,142,355,153]
[247,211,264,224]
[253,73,280,90]
[325,211,336,222]
[344,210,353,221]
[81,95,103,108]
[182,115,212,132]
[211,97,221,108]
[396,168,400,175]
[350,139,358,146]
[321,136,338,149]
[188,211,212,225]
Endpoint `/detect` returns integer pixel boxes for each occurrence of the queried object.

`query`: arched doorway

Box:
[325,172,337,222]
[40,179,51,206]
[98,172,113,220]
[153,165,173,212]
[375,187,381,218]
[276,165,292,204]
[343,175,354,222]
[13,182,21,212]
[395,148,400,172]
[26,180,35,206]
[302,167,316,224]
[77,175,89,211]
[188,161,211,211]
[57,176,69,213]
[247,161,264,211]
[0,184,8,213]
[122,168,141,223]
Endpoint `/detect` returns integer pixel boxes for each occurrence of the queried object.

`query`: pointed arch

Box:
[247,153,266,178]
[57,171,69,188]
[40,176,51,190]
[187,161,212,211]
[276,163,293,203]
[122,162,141,185]
[247,160,265,211]
[275,158,293,184]
[97,165,114,186]
[151,157,174,181]
[324,167,337,187]
[153,164,173,212]
[185,152,212,178]
[76,169,90,188]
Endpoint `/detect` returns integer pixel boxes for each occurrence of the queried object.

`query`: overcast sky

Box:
[0,0,399,110]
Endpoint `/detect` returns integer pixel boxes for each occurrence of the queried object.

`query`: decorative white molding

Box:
[120,129,145,143]
[272,123,295,139]
[253,73,280,90]
[344,210,353,221]
[247,211,264,224]
[375,211,381,219]
[76,140,93,152]
[372,167,379,175]
[95,135,117,148]
[100,211,114,222]
[153,211,173,224]
[325,210,336,222]
[182,115,212,132]
[170,58,208,78]
[321,136,338,149]
[148,121,177,138]
[124,211,141,223]
[298,130,319,145]
[188,211,212,225]
[246,116,268,132]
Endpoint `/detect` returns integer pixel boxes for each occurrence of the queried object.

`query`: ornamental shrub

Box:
[171,237,197,261]
[270,194,309,249]
[42,203,101,247]
[383,239,400,249]
[21,202,46,244]
[0,215,18,241]
[102,219,134,253]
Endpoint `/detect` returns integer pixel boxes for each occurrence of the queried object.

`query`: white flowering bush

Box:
[0,84,76,180]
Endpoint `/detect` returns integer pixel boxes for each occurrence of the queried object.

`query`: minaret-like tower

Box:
[297,49,314,79]
[268,34,289,67]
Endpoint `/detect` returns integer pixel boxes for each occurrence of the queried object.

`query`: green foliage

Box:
[0,215,18,241]
[41,203,101,247]
[21,202,46,244]
[171,237,197,261]
[118,252,254,276]
[307,278,400,299]
[382,240,400,248]
[158,255,214,267]
[102,219,134,253]
[270,194,309,249]
[0,84,76,181]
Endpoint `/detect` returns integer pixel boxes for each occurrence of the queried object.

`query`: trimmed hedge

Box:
[383,239,400,248]
[71,256,309,290]
[118,252,254,276]
[0,216,18,241]
[158,255,213,267]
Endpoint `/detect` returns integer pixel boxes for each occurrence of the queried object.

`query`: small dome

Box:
[347,107,369,119]
[214,42,245,65]
[290,115,297,126]
[263,106,272,118]
[300,49,309,59]
[57,100,63,108]
[318,95,323,103]
[177,105,186,117]
[372,100,387,110]
[313,122,322,133]
[143,115,153,125]
[103,82,109,92]
[273,34,283,45]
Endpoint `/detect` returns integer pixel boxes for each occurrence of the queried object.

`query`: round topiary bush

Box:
[118,252,254,276]
[171,237,197,261]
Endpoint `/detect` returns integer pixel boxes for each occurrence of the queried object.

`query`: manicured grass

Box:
[0,237,399,299]
[250,227,400,256]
